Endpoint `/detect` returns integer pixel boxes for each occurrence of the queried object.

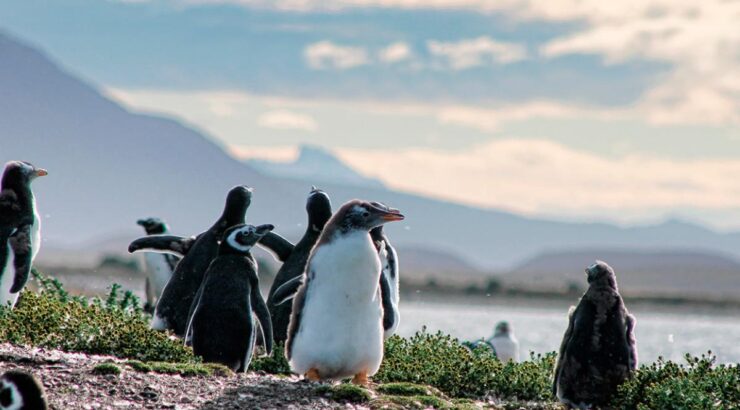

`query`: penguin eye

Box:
[361,210,370,218]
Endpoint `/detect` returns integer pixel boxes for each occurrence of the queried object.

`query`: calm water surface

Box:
[397,300,740,364]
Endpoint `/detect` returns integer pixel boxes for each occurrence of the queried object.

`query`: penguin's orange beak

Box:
[381,211,405,221]
[36,169,48,177]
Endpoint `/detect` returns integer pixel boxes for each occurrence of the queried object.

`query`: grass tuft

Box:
[92,362,121,375]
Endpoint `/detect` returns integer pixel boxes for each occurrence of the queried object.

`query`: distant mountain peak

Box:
[245,144,385,189]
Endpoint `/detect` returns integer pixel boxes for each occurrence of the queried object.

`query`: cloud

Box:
[427,36,527,69]
[537,0,740,126]
[335,139,740,221]
[257,109,318,131]
[436,101,616,132]
[304,41,369,70]
[378,42,412,64]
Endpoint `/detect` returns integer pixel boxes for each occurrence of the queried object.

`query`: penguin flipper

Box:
[553,305,577,397]
[128,235,195,257]
[379,271,396,333]
[8,224,33,293]
[257,232,294,262]
[184,279,207,347]
[271,275,303,305]
[251,284,273,356]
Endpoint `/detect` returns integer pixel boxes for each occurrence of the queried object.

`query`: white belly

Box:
[31,208,41,260]
[144,253,173,301]
[491,335,520,363]
[1,244,19,307]
[290,232,385,379]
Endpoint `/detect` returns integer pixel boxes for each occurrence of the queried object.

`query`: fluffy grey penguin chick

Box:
[553,261,637,409]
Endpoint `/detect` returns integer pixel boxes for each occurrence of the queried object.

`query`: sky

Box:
[1,0,739,228]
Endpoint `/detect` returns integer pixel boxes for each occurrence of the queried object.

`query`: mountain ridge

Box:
[3,29,740,271]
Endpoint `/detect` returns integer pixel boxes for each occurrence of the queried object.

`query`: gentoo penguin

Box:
[266,187,332,344]
[186,224,274,372]
[553,261,638,409]
[0,370,48,410]
[128,186,252,336]
[136,217,181,313]
[0,161,47,308]
[487,321,519,363]
[286,200,405,385]
[369,202,401,339]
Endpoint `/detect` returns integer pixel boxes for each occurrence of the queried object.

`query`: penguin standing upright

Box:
[128,186,252,336]
[369,203,401,339]
[266,187,332,343]
[136,217,180,313]
[187,224,275,372]
[487,321,519,363]
[0,370,48,410]
[286,200,404,385]
[553,261,638,409]
[0,161,47,308]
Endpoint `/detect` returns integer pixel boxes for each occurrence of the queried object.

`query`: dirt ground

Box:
[0,343,357,410]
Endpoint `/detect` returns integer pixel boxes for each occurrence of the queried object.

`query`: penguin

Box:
[136,217,180,314]
[487,321,519,363]
[0,161,47,308]
[553,261,638,409]
[368,202,401,339]
[265,187,332,344]
[186,223,275,372]
[128,186,253,336]
[0,370,48,410]
[286,200,405,385]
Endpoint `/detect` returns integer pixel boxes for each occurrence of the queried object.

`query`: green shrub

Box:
[376,330,555,400]
[611,353,740,409]
[249,343,291,374]
[316,384,372,403]
[0,270,193,363]
[92,362,121,375]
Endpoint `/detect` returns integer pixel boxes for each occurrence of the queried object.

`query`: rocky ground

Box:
[0,343,347,409]
[0,343,560,410]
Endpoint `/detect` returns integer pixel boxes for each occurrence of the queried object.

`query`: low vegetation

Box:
[0,270,737,409]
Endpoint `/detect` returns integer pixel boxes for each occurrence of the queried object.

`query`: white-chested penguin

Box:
[369,202,401,339]
[553,261,638,409]
[186,224,275,372]
[136,217,181,314]
[286,200,404,385]
[0,370,48,410]
[265,187,332,344]
[0,161,47,308]
[128,186,253,336]
[487,321,519,363]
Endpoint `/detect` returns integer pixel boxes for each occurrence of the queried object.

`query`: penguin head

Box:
[220,186,253,225]
[369,202,400,239]
[585,260,618,289]
[220,223,275,254]
[334,200,405,233]
[0,371,47,410]
[136,217,168,235]
[1,161,48,189]
[306,187,332,232]
[494,321,512,337]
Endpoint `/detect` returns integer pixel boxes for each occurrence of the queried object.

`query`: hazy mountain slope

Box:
[3,30,740,272]
[245,144,384,188]
[506,249,740,298]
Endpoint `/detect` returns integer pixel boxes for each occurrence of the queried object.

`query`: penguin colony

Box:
[1,159,641,407]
